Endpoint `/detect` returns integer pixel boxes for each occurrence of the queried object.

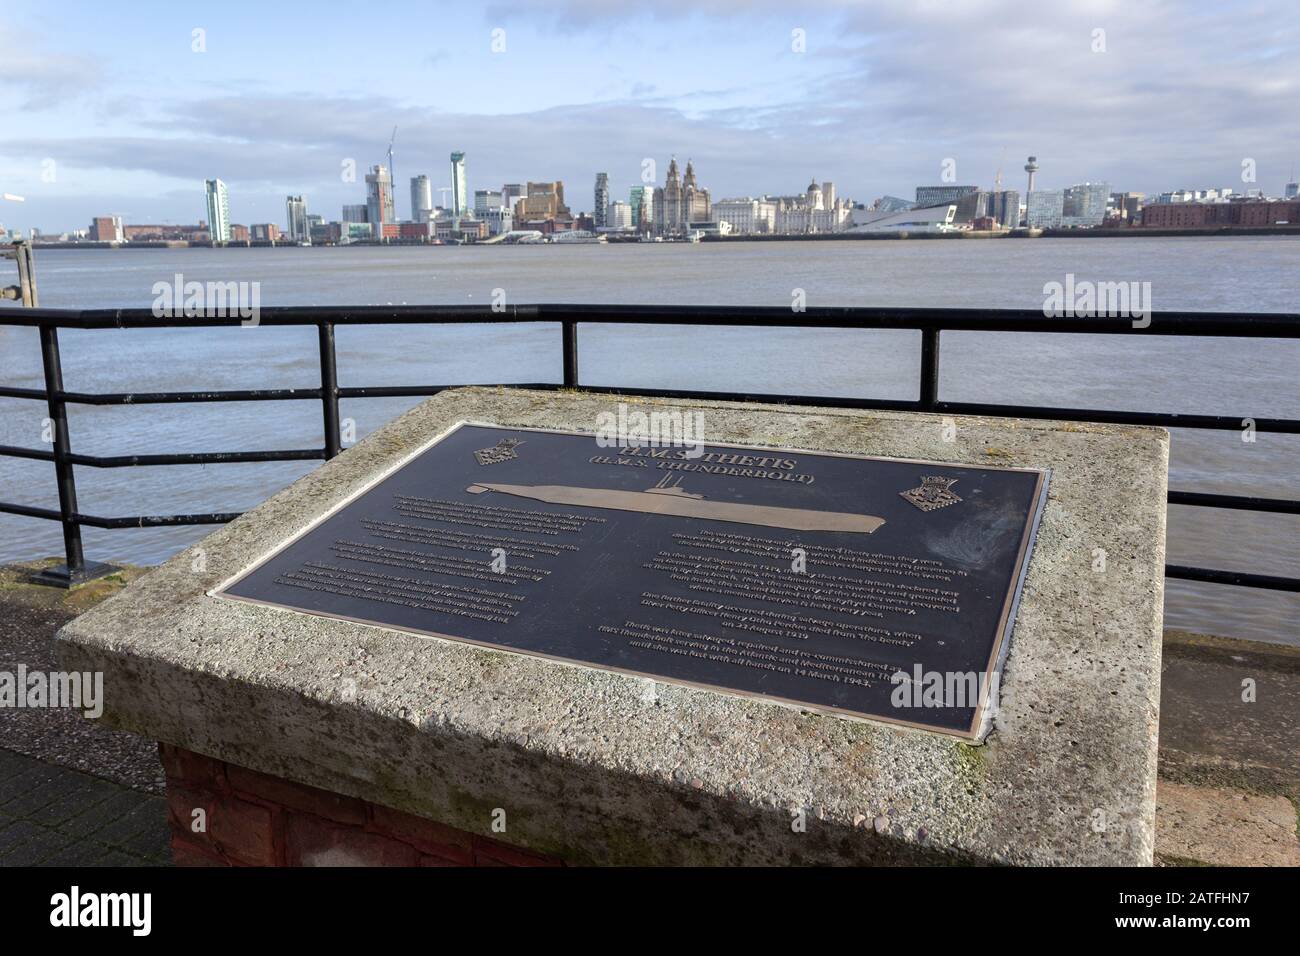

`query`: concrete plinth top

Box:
[57,388,1168,865]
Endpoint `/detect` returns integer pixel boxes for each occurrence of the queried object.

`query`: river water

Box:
[0,237,1296,644]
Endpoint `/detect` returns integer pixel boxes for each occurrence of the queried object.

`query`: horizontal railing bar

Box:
[0,386,49,401]
[64,449,325,468]
[1165,564,1300,592]
[2,304,1298,337]
[78,511,245,529]
[4,381,1294,434]
[0,501,63,521]
[0,443,56,463]
[337,383,548,399]
[0,387,325,405]
[1168,490,1299,514]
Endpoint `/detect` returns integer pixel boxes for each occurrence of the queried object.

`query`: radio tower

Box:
[1024,155,1039,195]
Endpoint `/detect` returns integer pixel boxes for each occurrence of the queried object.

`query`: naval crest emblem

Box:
[900,475,962,512]
[474,437,524,466]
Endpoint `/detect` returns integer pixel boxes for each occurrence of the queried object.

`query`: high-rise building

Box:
[594,173,610,229]
[628,186,650,229]
[450,152,467,218]
[365,165,395,225]
[204,179,231,242]
[342,204,368,223]
[474,190,504,217]
[1285,181,1299,200]
[915,185,978,207]
[410,176,433,223]
[285,195,308,240]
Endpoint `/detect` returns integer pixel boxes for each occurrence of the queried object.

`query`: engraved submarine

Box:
[466,473,886,534]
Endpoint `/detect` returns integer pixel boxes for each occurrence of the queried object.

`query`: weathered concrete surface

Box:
[56,388,1169,865]
[1155,781,1300,867]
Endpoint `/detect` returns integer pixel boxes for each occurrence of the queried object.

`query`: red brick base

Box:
[160,743,563,867]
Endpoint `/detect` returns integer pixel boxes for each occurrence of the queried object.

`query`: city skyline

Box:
[2,1,1299,233]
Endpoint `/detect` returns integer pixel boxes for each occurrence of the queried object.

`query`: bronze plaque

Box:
[216,423,1048,738]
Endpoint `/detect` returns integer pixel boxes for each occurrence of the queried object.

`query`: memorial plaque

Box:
[216,422,1048,738]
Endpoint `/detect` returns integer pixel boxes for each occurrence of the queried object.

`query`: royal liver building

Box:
[653,157,711,236]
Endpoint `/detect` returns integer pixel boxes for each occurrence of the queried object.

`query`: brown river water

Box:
[0,237,1296,644]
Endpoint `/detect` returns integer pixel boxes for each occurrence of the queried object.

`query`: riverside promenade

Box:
[2,556,1298,867]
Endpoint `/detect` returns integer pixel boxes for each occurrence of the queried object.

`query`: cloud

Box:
[0,28,105,110]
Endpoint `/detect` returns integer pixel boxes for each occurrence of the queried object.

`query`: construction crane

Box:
[387,126,398,217]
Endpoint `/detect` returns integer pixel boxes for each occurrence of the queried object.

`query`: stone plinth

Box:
[57,388,1168,865]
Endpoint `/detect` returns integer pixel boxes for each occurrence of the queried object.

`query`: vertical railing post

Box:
[562,318,579,388]
[318,322,342,459]
[15,239,38,307]
[919,327,940,410]
[38,324,87,582]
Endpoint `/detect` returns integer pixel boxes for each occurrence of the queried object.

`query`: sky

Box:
[1,0,1297,233]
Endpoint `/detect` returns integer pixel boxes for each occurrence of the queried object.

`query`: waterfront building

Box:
[764,180,849,234]
[1152,187,1234,204]
[514,181,572,223]
[502,183,525,207]
[251,223,280,242]
[915,184,978,207]
[604,200,633,231]
[870,196,916,214]
[123,223,209,241]
[410,176,433,223]
[481,206,513,236]
[229,224,249,243]
[628,186,651,231]
[713,198,776,235]
[285,195,308,240]
[1108,192,1144,224]
[847,203,958,232]
[204,178,231,242]
[342,203,368,223]
[89,216,123,242]
[1141,199,1300,228]
[594,173,610,229]
[1025,190,1065,229]
[1061,182,1110,227]
[984,190,1021,228]
[450,152,467,218]
[652,158,711,237]
[474,189,505,217]
[365,165,395,225]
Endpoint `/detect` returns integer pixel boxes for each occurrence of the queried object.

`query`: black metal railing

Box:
[0,303,1296,591]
